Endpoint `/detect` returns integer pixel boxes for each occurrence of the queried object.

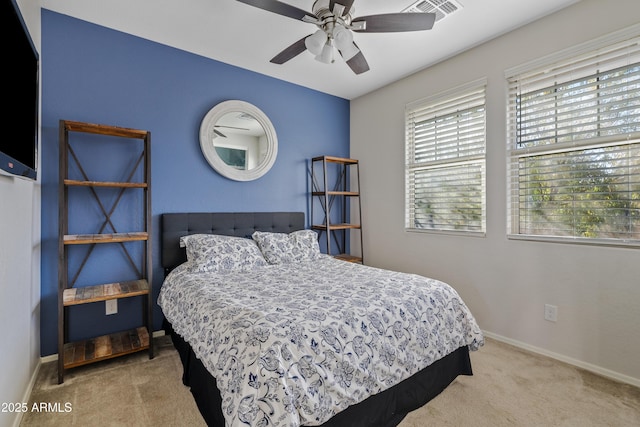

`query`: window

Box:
[506,28,640,246]
[405,80,486,234]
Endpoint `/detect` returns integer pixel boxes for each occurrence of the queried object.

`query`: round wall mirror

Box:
[199,100,278,181]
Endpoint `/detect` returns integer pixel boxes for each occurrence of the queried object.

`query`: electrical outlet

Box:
[544,304,557,322]
[106,299,118,315]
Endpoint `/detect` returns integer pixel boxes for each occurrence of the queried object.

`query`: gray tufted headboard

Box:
[161,212,305,274]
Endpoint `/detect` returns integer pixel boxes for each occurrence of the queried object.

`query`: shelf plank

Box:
[63,232,148,245]
[63,279,149,306]
[312,155,358,164]
[312,223,361,230]
[334,254,363,263]
[312,191,359,196]
[64,179,147,188]
[63,327,150,369]
[63,120,149,139]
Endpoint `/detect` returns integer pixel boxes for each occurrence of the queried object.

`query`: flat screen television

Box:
[1,0,39,180]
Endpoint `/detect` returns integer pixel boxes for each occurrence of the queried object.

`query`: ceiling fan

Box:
[236,0,436,74]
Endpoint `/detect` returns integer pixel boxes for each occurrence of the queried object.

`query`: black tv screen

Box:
[1,0,39,180]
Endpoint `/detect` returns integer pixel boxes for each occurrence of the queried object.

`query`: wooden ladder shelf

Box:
[311,156,364,264]
[57,120,153,383]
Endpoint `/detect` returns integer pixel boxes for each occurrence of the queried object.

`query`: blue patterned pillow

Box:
[180,234,268,273]
[251,230,320,264]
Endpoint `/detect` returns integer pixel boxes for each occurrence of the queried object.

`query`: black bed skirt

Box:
[165,320,472,427]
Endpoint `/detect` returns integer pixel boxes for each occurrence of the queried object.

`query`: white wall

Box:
[351,0,640,385]
[0,2,42,427]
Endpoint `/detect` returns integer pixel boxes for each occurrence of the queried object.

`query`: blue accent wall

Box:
[40,10,349,356]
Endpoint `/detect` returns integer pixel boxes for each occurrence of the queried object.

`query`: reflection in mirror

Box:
[212,112,267,170]
[200,101,277,181]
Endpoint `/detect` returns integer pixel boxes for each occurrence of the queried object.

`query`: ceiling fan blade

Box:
[270,36,309,64]
[330,0,355,16]
[352,13,436,33]
[215,125,250,131]
[236,0,315,22]
[344,48,370,75]
[213,129,227,138]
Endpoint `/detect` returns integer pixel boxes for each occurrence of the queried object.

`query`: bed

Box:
[158,212,484,427]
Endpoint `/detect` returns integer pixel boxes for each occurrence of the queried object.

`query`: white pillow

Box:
[251,230,320,264]
[179,234,268,273]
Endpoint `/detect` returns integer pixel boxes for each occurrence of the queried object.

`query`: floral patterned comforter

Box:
[158,255,484,427]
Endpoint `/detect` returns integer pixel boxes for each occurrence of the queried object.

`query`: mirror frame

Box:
[199,100,278,181]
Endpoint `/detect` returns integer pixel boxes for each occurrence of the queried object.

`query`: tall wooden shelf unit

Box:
[311,156,363,263]
[57,120,153,384]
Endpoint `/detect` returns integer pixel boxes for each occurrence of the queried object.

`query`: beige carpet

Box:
[21,336,640,426]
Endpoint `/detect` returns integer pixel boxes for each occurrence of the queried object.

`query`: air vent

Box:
[403,0,463,22]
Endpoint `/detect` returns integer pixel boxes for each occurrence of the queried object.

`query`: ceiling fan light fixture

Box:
[315,41,335,64]
[333,25,351,44]
[333,25,359,61]
[305,29,328,56]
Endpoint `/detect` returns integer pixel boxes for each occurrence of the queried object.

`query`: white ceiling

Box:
[41,0,580,100]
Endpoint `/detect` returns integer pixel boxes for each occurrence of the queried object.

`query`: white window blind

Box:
[405,81,486,233]
[506,27,640,246]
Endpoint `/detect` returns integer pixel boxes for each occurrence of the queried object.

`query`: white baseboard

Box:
[12,360,42,427]
[483,330,640,388]
[40,353,57,364]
